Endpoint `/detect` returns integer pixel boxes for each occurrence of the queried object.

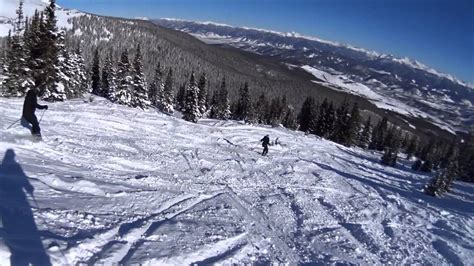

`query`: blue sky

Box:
[58,0,474,82]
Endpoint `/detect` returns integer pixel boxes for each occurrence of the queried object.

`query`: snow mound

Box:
[0,97,472,264]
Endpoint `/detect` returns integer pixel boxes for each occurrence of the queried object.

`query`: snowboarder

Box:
[21,87,48,138]
[260,135,270,156]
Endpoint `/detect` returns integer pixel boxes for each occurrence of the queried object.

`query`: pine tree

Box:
[115,49,132,105]
[298,96,316,133]
[406,135,419,160]
[148,63,164,109]
[182,72,201,123]
[381,127,401,167]
[315,99,335,138]
[101,52,112,99]
[91,47,101,96]
[197,73,208,116]
[2,0,33,96]
[234,82,252,121]
[102,52,117,101]
[344,102,361,146]
[162,68,174,113]
[425,148,459,197]
[214,77,231,120]
[253,93,269,124]
[24,10,42,87]
[369,117,388,150]
[176,83,186,111]
[131,44,149,108]
[283,106,298,130]
[331,99,350,143]
[40,0,66,101]
[209,90,218,119]
[458,132,474,182]
[359,116,372,149]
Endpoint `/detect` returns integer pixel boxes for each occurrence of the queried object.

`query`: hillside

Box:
[0,96,473,264]
[154,19,474,133]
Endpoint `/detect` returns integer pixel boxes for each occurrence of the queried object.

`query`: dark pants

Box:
[262,145,268,156]
[21,115,41,136]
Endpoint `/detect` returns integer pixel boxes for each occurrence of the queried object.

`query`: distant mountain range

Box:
[0,1,471,138]
[154,19,474,132]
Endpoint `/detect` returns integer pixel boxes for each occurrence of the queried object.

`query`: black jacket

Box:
[261,136,270,146]
[22,89,46,118]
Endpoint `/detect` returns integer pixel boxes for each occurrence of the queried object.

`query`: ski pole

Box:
[6,118,21,129]
[39,109,46,123]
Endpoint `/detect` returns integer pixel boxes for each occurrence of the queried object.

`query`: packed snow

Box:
[0,96,473,264]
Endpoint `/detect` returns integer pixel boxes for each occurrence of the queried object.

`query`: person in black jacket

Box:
[260,135,270,156]
[21,88,48,137]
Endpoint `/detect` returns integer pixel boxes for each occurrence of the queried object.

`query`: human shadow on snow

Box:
[0,149,51,266]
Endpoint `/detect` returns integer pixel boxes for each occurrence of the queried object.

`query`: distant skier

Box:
[260,135,270,156]
[21,87,48,138]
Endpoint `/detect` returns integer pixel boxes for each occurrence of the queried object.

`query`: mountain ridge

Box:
[157,18,472,88]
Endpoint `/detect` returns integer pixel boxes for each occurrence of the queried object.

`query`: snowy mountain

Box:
[1,96,473,264]
[0,0,84,36]
[154,19,474,132]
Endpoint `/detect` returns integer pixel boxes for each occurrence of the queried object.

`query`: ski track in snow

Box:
[0,97,473,265]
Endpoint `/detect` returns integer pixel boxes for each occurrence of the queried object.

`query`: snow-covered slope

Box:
[0,97,472,264]
[0,0,84,36]
[154,19,474,132]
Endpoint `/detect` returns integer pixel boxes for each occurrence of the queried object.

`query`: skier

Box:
[21,87,48,138]
[260,135,270,156]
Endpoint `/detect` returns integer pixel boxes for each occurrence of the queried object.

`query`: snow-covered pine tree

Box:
[72,46,88,96]
[2,0,33,96]
[148,63,164,109]
[101,52,117,101]
[115,49,133,105]
[358,116,372,149]
[197,73,208,116]
[182,72,201,123]
[91,47,102,96]
[41,0,66,101]
[24,10,42,87]
[215,77,231,120]
[162,68,174,113]
[131,44,149,109]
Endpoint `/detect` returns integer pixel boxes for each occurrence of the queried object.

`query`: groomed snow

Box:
[0,96,472,264]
